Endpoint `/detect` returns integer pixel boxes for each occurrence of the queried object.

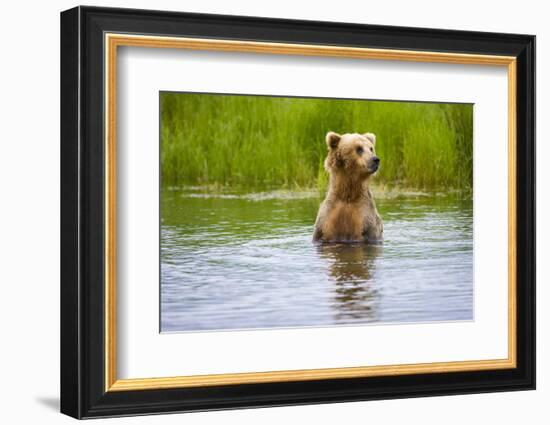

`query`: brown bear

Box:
[313,131,383,243]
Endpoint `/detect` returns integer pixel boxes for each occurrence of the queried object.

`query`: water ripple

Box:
[161,190,473,332]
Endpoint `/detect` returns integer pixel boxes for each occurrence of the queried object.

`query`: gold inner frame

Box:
[104,33,517,392]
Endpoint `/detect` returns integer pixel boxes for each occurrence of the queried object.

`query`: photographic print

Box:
[61,8,535,417]
[160,92,474,333]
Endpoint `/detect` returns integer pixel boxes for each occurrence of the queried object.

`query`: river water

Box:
[160,188,473,332]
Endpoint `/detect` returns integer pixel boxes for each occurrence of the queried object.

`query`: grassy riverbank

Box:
[160,92,473,193]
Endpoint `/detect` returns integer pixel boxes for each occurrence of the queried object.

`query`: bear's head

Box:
[324,131,380,179]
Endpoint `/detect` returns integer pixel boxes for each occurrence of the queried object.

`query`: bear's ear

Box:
[363,132,376,146]
[326,131,341,149]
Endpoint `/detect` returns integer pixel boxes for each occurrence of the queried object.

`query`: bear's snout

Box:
[369,156,380,172]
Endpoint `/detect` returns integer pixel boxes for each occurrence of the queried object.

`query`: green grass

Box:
[160,92,473,193]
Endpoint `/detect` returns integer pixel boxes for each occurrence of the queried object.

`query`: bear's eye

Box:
[370,147,374,153]
[356,146,364,155]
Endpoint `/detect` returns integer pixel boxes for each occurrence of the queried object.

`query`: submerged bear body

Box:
[313,131,383,243]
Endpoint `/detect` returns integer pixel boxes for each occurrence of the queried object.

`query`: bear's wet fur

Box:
[313,131,383,243]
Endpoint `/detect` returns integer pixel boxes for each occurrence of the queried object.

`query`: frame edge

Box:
[516,34,536,391]
[60,6,83,420]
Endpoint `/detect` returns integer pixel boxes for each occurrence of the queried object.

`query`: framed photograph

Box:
[60,6,535,419]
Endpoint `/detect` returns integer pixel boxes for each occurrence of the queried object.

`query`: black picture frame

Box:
[61,5,535,419]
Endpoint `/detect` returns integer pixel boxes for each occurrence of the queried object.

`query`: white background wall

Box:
[0,0,545,423]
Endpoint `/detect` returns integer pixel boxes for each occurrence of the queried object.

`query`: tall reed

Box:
[160,92,473,193]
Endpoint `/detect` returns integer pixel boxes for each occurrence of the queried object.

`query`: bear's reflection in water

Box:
[316,243,381,322]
